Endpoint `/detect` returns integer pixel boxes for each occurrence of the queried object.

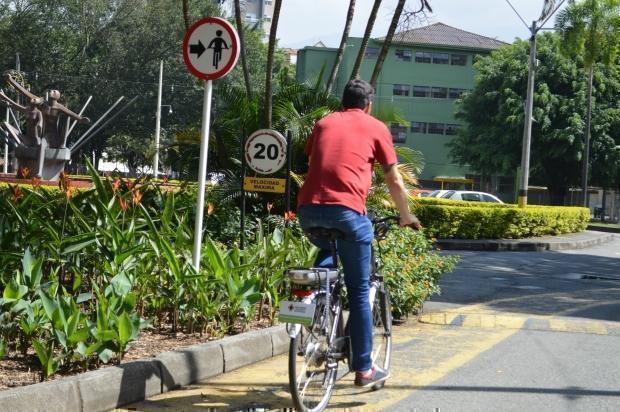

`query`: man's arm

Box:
[383,163,421,229]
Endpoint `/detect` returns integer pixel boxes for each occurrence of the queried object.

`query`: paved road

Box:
[120,235,620,411]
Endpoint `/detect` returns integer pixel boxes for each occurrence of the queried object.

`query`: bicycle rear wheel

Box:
[370,287,392,389]
[289,298,338,412]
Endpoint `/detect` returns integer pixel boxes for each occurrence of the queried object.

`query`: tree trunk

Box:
[370,0,406,88]
[234,0,253,98]
[182,0,191,30]
[264,0,283,129]
[326,0,356,93]
[349,0,382,81]
[581,66,594,206]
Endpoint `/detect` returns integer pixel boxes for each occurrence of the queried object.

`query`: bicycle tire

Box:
[289,296,339,412]
[370,287,393,389]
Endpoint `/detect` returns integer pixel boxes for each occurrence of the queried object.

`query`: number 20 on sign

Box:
[244,129,287,174]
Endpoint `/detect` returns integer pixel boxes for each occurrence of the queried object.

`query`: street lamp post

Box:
[506,0,565,208]
[153,60,163,179]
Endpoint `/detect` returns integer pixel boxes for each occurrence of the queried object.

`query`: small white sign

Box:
[245,129,287,174]
[278,300,316,326]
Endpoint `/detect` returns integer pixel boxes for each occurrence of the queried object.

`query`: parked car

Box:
[430,190,504,204]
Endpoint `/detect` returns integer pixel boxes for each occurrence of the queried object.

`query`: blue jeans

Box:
[297,204,373,372]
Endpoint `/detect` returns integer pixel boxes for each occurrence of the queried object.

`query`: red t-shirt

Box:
[297,108,397,214]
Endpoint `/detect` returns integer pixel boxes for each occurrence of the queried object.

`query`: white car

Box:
[430,190,504,204]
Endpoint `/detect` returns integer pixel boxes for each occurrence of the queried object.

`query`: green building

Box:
[296,23,506,189]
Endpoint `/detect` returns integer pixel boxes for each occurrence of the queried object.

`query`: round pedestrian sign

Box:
[182,17,240,80]
[245,130,287,175]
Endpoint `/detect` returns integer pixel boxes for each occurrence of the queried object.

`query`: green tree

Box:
[555,0,620,204]
[449,33,619,205]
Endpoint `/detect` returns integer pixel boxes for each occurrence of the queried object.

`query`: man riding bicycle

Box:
[297,79,421,388]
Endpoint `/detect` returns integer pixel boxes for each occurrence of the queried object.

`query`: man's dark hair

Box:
[342,79,374,109]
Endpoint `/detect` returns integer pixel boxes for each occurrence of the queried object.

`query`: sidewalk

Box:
[436,230,616,251]
[0,231,615,412]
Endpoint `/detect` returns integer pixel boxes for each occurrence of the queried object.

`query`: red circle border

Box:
[182,17,240,81]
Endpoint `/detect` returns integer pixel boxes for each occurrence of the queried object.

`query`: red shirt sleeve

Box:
[374,123,398,166]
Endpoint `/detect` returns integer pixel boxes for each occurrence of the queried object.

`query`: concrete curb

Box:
[436,231,615,251]
[0,325,290,412]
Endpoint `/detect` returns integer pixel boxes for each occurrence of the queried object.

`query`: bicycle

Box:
[279,215,402,412]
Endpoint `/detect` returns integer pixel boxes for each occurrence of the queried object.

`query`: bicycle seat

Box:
[304,227,345,241]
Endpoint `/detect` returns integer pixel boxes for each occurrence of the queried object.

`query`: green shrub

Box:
[413,199,589,239]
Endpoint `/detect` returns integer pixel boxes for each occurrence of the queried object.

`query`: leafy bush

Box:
[413,198,589,239]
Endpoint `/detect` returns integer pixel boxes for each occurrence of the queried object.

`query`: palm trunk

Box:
[234,0,253,98]
[264,0,283,129]
[350,0,382,81]
[182,0,191,30]
[326,0,356,93]
[581,66,594,207]
[370,0,406,88]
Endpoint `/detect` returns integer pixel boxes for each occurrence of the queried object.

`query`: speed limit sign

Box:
[244,129,287,174]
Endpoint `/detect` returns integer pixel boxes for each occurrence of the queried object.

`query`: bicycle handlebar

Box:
[371,214,421,240]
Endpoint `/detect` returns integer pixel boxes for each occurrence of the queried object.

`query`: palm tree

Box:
[326,0,357,93]
[370,0,432,88]
[233,0,253,98]
[265,0,283,129]
[555,0,620,206]
[350,0,382,80]
[182,0,191,30]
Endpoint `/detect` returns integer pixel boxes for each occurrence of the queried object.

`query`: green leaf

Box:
[32,340,49,366]
[61,233,98,254]
[39,290,58,321]
[3,279,28,302]
[98,348,114,364]
[76,292,93,304]
[117,312,134,346]
[0,340,6,359]
[110,272,132,296]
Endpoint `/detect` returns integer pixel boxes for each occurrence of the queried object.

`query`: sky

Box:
[277,0,567,49]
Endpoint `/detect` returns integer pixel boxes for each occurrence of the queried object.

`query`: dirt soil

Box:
[0,317,275,391]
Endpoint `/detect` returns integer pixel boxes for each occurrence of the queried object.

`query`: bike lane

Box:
[116,318,520,411]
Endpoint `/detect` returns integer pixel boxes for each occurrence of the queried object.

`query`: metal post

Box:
[153,60,163,179]
[284,130,292,227]
[240,128,246,251]
[192,80,213,271]
[3,107,8,173]
[518,21,537,208]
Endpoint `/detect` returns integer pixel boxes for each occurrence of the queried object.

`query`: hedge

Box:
[413,198,589,239]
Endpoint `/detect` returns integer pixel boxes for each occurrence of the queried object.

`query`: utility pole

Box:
[153,60,163,179]
[506,0,565,208]
[518,21,537,208]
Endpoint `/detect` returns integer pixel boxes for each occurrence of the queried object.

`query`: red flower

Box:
[31,176,41,189]
[10,185,23,202]
[284,211,297,222]
[207,202,215,215]
[266,202,273,213]
[132,190,143,205]
[125,180,134,190]
[111,179,121,193]
[119,197,129,212]
[19,167,30,179]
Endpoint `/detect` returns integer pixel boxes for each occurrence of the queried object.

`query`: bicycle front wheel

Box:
[289,299,338,411]
[371,287,392,388]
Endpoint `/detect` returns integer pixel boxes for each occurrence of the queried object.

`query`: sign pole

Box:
[192,79,213,271]
[240,129,246,251]
[284,130,292,226]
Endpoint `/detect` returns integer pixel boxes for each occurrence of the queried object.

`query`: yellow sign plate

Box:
[243,176,286,193]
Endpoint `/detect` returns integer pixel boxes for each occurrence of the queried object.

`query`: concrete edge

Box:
[436,232,615,252]
[0,324,289,412]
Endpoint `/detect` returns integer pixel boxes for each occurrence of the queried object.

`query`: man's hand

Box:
[400,213,422,230]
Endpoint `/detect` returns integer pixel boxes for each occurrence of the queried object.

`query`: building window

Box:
[445,124,461,135]
[365,47,379,59]
[411,121,427,133]
[412,85,430,97]
[263,15,272,22]
[391,124,408,143]
[245,13,256,21]
[414,51,431,63]
[428,123,445,135]
[432,53,450,64]
[451,54,467,66]
[431,87,448,98]
[393,84,410,96]
[395,49,412,62]
[264,0,272,4]
[448,88,466,99]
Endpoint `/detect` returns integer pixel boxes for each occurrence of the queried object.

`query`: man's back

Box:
[298,108,395,214]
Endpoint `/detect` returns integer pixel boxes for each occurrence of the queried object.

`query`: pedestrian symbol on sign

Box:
[208,30,229,69]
